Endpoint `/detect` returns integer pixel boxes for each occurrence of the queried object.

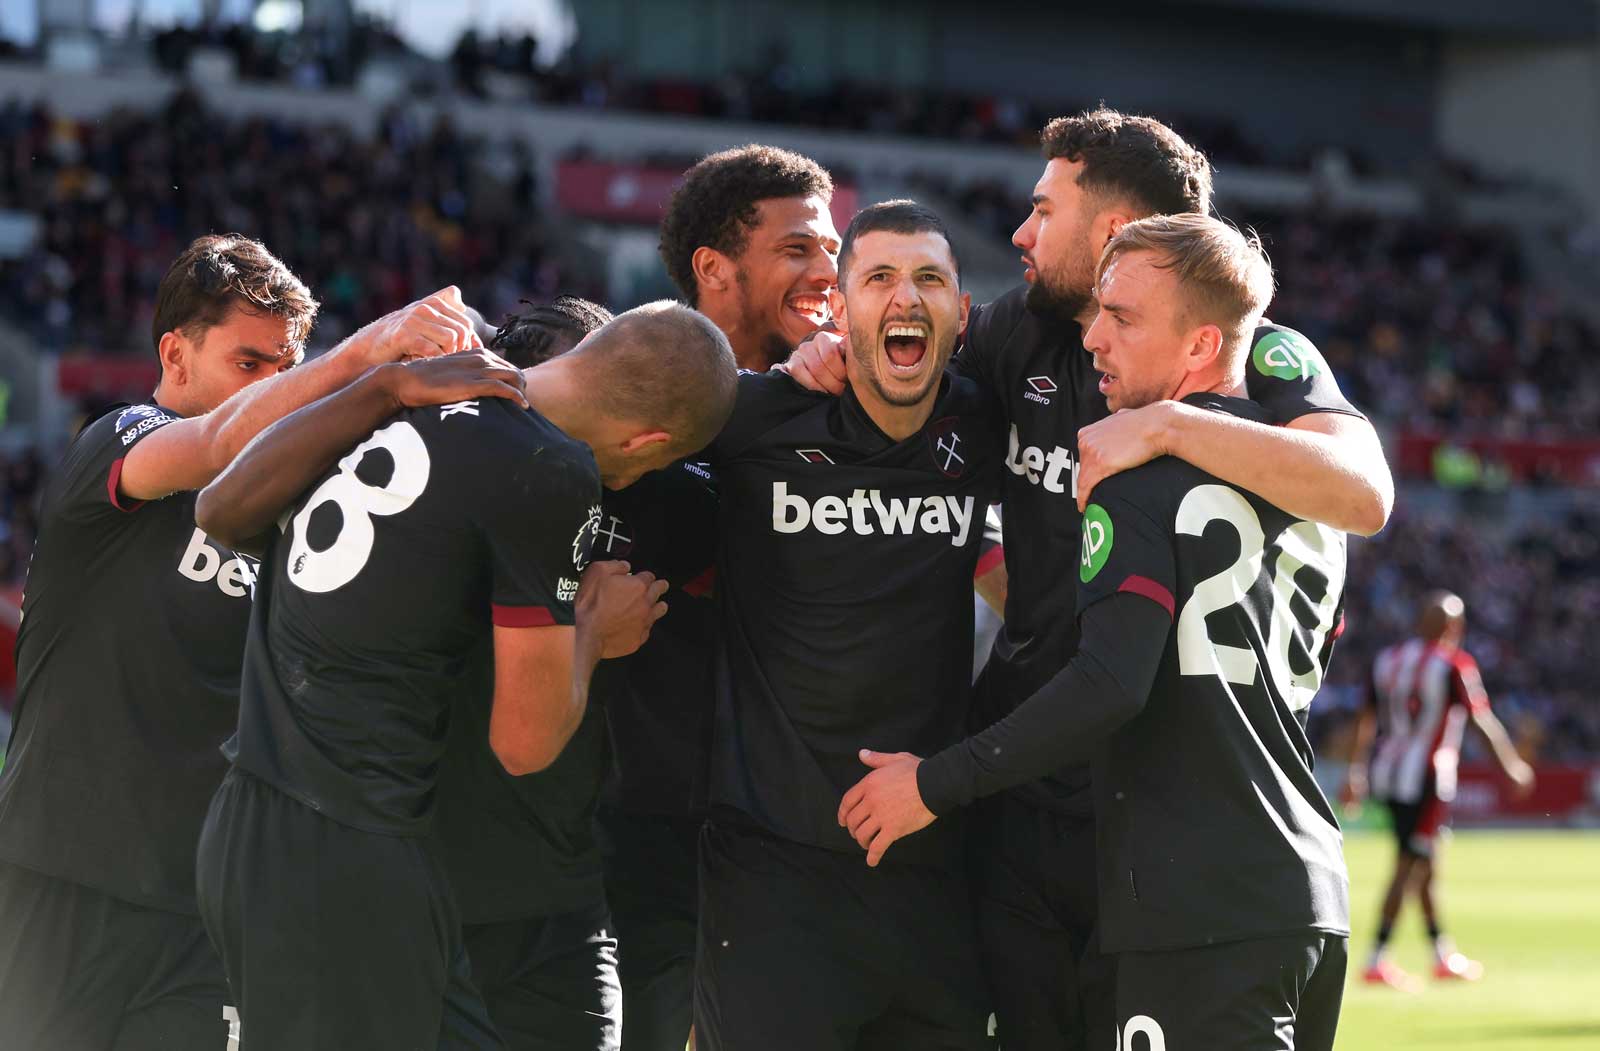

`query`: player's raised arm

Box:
[196,351,526,554]
[1075,329,1393,536]
[119,285,483,504]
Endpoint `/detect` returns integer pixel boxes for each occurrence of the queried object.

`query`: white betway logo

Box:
[771,483,975,546]
[1004,424,1078,496]
[178,527,257,598]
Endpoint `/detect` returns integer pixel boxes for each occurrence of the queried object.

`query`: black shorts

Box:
[1385,796,1449,860]
[195,767,502,1051]
[0,860,230,1050]
[597,808,700,1051]
[463,901,621,1051]
[693,822,991,1051]
[1115,932,1347,1051]
[971,794,1113,1051]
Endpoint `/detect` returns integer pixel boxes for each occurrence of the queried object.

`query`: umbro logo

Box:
[1024,376,1056,406]
[796,448,834,464]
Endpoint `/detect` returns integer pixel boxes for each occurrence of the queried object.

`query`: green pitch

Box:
[1336,830,1600,1050]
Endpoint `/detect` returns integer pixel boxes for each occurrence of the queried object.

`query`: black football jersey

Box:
[433,638,608,923]
[706,372,1002,867]
[434,459,720,923]
[0,404,256,914]
[956,285,1365,817]
[593,459,720,818]
[225,398,600,837]
[1079,394,1350,952]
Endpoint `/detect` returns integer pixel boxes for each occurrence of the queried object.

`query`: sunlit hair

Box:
[151,234,318,360]
[1041,107,1213,217]
[1097,213,1274,367]
[565,300,738,455]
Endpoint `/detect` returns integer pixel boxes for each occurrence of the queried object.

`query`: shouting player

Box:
[191,303,737,1050]
[0,235,485,1049]
[787,108,1389,1050]
[694,200,997,1051]
[1344,590,1534,988]
[843,213,1352,1050]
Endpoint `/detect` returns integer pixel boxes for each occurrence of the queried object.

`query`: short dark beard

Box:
[1025,278,1092,327]
[735,266,798,369]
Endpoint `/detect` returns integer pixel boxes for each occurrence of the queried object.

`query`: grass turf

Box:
[1336,829,1600,1050]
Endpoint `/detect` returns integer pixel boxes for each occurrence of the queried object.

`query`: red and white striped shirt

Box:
[1366,639,1489,804]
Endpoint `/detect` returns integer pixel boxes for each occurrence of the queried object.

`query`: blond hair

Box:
[1096,214,1274,369]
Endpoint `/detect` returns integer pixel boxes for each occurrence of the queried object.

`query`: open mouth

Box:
[787,294,829,327]
[883,322,929,373]
[1097,370,1118,395]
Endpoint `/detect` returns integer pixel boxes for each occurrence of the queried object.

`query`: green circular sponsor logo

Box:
[1252,330,1324,381]
[1080,504,1114,583]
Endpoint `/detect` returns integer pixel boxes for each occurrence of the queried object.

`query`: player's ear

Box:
[1097,208,1136,252]
[157,329,189,386]
[828,286,847,328]
[1187,324,1224,374]
[692,247,732,298]
[620,430,672,456]
[955,290,972,335]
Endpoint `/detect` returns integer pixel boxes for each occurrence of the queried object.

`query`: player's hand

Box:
[1075,402,1175,512]
[1506,760,1536,800]
[380,350,527,410]
[575,560,669,660]
[774,325,850,394]
[836,749,934,867]
[338,286,484,368]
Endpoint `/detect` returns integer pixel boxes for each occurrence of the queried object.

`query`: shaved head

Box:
[1417,590,1466,643]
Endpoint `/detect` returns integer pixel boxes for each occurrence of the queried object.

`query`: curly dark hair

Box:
[659,145,833,306]
[1040,108,1213,218]
[151,233,318,358]
[489,295,615,369]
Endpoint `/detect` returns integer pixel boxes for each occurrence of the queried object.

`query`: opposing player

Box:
[695,200,997,1051]
[788,108,1390,1049]
[659,144,840,371]
[0,234,483,1049]
[192,303,737,1050]
[842,214,1351,1050]
[1344,591,1534,988]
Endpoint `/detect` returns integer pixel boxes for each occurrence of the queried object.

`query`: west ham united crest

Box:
[593,512,635,559]
[927,417,966,479]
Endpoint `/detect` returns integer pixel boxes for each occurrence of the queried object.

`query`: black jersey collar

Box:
[1180,391,1271,425]
[838,372,956,450]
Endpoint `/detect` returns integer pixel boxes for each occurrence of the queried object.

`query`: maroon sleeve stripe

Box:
[974,544,1005,580]
[1117,575,1175,619]
[106,458,145,513]
[491,605,559,628]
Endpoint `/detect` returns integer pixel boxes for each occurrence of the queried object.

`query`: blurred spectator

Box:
[1314,505,1600,763]
[0,91,597,356]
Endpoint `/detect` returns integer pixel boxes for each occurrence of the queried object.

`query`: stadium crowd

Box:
[1319,506,1600,762]
[0,90,596,358]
